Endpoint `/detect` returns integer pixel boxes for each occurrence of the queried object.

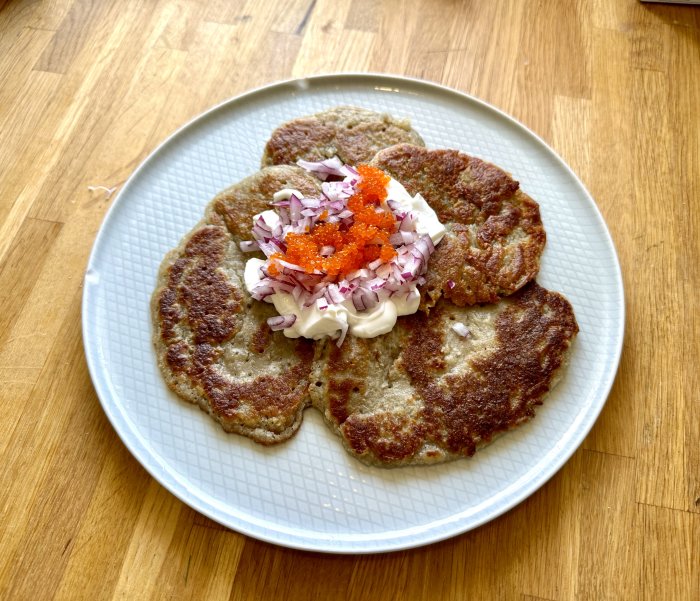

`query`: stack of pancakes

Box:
[152,107,578,467]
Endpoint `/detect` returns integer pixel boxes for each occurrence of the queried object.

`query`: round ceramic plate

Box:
[82,74,624,553]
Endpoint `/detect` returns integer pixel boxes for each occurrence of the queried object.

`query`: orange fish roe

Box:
[270,165,398,279]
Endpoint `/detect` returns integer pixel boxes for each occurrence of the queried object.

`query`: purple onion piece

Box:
[451,322,470,337]
[267,314,297,331]
[399,212,416,232]
[351,290,366,311]
[239,240,259,252]
[361,289,379,310]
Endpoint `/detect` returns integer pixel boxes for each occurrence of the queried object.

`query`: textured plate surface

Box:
[82,74,624,553]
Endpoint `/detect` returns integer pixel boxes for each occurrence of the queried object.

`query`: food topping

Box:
[240,157,446,343]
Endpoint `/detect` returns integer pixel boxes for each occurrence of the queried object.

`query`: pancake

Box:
[309,282,578,467]
[207,164,322,240]
[152,120,576,464]
[151,167,322,444]
[371,144,546,308]
[261,106,425,167]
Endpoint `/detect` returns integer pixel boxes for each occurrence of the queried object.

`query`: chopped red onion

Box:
[255,214,271,230]
[296,157,345,180]
[328,200,345,211]
[451,322,470,337]
[289,194,302,221]
[412,237,431,262]
[257,240,284,257]
[252,224,271,240]
[267,314,296,331]
[275,259,305,272]
[239,240,259,252]
[351,291,365,311]
[322,180,354,201]
[304,286,327,307]
[272,281,296,294]
[383,280,402,293]
[399,212,416,232]
[390,231,418,245]
[361,289,379,309]
[388,232,402,245]
[375,263,392,279]
[301,197,322,208]
[367,277,386,290]
[246,157,442,343]
[250,284,275,300]
[325,284,345,304]
[346,268,371,281]
[400,253,423,280]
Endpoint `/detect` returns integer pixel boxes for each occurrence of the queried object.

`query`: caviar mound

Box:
[268,165,397,279]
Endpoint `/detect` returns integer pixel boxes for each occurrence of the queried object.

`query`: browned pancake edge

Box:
[261,106,425,167]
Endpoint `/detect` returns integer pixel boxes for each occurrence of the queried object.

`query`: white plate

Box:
[82,74,624,553]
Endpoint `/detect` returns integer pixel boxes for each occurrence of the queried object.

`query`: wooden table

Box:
[1,1,698,599]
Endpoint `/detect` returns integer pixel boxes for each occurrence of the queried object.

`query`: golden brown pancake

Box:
[207,164,322,240]
[152,113,577,465]
[371,144,546,308]
[261,106,425,167]
[309,282,578,466]
[151,167,321,444]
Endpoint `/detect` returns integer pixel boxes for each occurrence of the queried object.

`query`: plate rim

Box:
[82,72,625,554]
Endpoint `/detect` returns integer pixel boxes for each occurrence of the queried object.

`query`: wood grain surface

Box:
[1,0,699,599]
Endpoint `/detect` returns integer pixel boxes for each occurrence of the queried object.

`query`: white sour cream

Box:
[245,258,419,339]
[385,178,445,245]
